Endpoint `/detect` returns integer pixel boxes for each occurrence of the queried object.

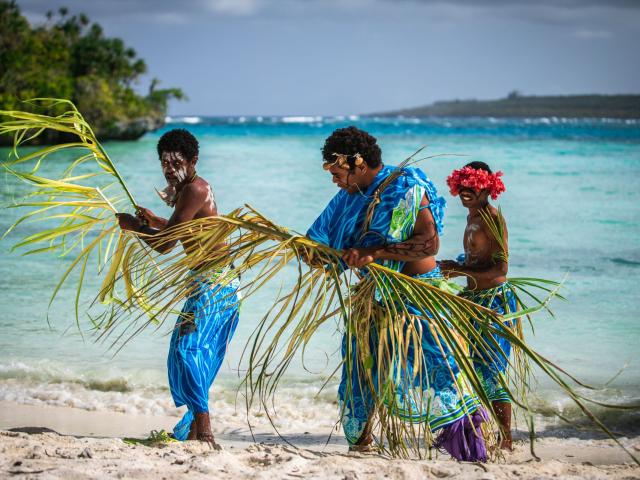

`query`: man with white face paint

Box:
[117,129,239,447]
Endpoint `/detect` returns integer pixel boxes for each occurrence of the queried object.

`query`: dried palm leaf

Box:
[1,100,637,463]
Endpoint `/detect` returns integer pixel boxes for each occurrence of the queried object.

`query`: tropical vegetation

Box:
[0,1,183,143]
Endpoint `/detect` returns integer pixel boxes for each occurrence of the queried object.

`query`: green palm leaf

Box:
[2,100,637,464]
[1,99,138,325]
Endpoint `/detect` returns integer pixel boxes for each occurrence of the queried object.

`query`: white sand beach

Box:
[0,401,638,479]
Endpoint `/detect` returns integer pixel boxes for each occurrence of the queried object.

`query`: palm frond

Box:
[1,99,137,324]
[478,206,508,263]
[2,100,637,464]
[93,208,637,463]
[1,98,136,205]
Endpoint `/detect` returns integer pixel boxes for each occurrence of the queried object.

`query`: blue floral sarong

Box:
[461,283,519,403]
[307,165,484,457]
[338,267,480,445]
[168,271,240,440]
[307,165,445,270]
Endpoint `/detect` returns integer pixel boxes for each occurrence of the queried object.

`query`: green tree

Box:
[0,1,184,142]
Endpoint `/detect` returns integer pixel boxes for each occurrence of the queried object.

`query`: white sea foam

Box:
[0,362,339,432]
[181,116,202,124]
[280,116,323,124]
[165,116,202,124]
[2,360,637,434]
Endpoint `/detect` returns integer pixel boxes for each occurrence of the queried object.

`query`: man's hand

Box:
[116,213,142,232]
[439,259,465,278]
[342,247,378,269]
[136,206,166,229]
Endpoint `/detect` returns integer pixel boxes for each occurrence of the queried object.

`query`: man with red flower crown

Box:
[438,161,518,450]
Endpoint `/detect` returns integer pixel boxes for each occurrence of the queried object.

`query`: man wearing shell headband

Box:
[439,161,516,450]
[306,126,487,461]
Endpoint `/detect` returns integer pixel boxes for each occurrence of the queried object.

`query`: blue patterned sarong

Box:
[461,283,519,403]
[168,271,240,440]
[307,165,445,270]
[338,267,480,445]
[307,165,482,449]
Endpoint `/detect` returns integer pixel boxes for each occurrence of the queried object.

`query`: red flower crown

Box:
[446,166,506,200]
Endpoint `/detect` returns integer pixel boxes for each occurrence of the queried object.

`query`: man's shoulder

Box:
[194,176,211,189]
[183,177,211,196]
[384,166,441,204]
[393,166,435,190]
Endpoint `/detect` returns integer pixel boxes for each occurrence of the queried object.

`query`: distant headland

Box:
[371,92,640,119]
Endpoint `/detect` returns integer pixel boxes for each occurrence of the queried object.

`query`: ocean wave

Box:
[152,115,640,141]
[165,116,202,124]
[608,257,640,267]
[158,115,640,128]
[0,360,165,393]
[1,360,638,434]
[523,389,640,435]
[0,378,174,416]
[0,371,339,431]
[280,116,324,124]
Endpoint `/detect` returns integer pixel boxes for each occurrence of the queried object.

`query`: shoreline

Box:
[0,401,638,479]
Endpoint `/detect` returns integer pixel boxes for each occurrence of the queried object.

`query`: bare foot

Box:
[195,412,221,450]
[348,422,375,454]
[499,436,513,451]
[348,443,377,454]
[492,401,513,451]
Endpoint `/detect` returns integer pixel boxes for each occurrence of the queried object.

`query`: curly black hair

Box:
[157,129,199,160]
[321,126,382,169]
[465,161,492,173]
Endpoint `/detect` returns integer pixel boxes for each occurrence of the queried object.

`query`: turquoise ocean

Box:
[1,115,639,433]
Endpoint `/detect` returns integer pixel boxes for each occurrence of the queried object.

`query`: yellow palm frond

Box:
[1,99,637,464]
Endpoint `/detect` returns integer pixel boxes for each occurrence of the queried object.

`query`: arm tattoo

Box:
[382,221,439,258]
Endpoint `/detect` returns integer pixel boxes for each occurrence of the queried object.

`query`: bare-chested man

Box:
[439,161,517,450]
[117,129,239,446]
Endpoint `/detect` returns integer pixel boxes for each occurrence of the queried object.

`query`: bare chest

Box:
[463,221,491,265]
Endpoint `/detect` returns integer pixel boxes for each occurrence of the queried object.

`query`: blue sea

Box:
[1,115,639,432]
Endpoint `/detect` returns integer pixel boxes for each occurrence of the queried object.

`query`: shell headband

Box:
[323,152,364,170]
[446,166,506,200]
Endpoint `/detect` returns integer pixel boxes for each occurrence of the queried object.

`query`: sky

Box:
[17,0,640,116]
